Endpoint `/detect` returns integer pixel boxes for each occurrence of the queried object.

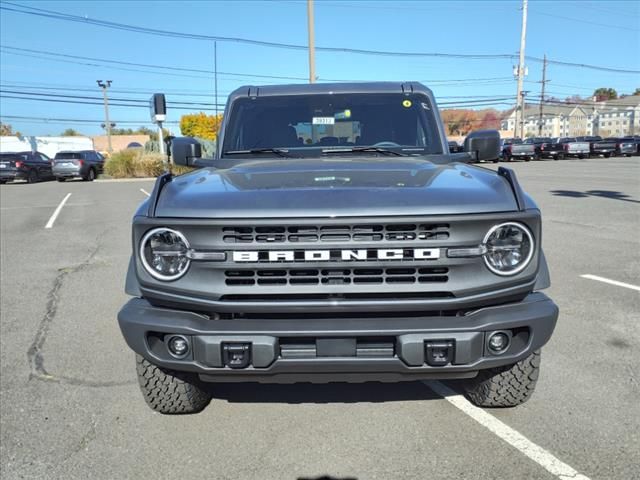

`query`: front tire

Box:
[463,350,541,407]
[84,168,96,182]
[57,178,66,182]
[136,355,211,414]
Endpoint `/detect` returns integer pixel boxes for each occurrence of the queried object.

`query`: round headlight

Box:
[140,228,191,281]
[482,222,534,276]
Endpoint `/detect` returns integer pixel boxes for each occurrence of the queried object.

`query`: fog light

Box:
[488,332,510,354]
[167,335,189,358]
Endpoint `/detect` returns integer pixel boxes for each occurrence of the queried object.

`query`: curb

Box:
[95,177,156,183]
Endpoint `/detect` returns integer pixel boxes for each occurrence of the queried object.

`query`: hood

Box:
[154,157,519,218]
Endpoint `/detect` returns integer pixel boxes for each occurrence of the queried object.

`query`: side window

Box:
[39,153,51,163]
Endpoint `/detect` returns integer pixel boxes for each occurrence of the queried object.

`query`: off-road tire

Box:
[136,355,212,414]
[463,350,541,408]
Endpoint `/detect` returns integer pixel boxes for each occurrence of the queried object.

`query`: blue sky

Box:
[1,0,638,136]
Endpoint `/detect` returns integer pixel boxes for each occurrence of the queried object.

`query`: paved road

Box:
[1,158,638,480]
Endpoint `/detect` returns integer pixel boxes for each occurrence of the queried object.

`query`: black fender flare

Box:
[125,255,142,297]
[534,249,551,291]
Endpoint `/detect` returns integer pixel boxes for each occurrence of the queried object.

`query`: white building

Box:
[501,95,640,138]
[0,135,94,158]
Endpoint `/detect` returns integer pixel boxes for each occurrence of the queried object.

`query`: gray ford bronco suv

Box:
[118,82,558,414]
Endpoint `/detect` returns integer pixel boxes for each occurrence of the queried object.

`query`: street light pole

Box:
[307,0,316,83]
[97,80,113,153]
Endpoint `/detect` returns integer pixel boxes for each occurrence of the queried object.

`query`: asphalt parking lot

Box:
[1,157,638,480]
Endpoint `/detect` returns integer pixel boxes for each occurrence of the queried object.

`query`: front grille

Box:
[222,223,449,244]
[225,267,449,286]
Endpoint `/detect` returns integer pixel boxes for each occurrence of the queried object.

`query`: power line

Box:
[0,90,513,110]
[528,10,639,32]
[0,89,226,107]
[0,94,224,110]
[0,46,519,86]
[0,45,311,81]
[0,2,513,59]
[2,1,638,73]
[0,114,179,124]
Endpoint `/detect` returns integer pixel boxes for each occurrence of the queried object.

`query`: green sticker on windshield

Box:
[402,100,412,108]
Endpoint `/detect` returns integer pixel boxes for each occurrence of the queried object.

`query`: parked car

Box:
[620,136,640,156]
[610,137,639,157]
[575,135,602,155]
[447,140,463,153]
[52,150,105,182]
[541,138,590,160]
[0,151,54,184]
[118,82,557,414]
[499,137,522,162]
[591,138,618,158]
[509,137,551,161]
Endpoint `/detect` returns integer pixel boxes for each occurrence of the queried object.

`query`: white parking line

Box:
[580,274,640,292]
[140,188,151,197]
[426,381,591,480]
[44,193,72,229]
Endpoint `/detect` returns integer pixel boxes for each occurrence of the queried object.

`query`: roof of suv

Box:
[227,82,434,101]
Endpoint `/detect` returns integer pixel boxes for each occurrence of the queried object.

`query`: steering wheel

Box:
[371,141,401,147]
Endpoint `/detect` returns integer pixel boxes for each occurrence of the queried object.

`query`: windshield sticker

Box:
[402,100,412,108]
[312,117,335,125]
[421,102,430,110]
[335,109,351,120]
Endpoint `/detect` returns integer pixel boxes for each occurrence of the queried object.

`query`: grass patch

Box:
[104,150,194,178]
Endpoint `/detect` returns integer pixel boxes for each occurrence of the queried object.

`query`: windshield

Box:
[54,152,83,159]
[222,93,443,157]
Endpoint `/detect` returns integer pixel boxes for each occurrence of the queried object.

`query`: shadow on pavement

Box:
[210,380,442,404]
[550,189,640,204]
[298,476,358,480]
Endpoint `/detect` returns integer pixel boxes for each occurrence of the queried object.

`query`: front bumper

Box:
[118,292,558,383]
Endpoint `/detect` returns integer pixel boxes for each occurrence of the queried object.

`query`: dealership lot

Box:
[0,158,638,480]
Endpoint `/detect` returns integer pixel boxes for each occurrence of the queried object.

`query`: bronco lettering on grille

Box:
[232,249,440,262]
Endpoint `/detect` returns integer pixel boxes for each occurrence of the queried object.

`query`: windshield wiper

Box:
[322,147,408,157]
[223,148,291,157]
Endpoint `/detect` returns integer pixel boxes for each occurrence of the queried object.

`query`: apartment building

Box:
[501,95,639,137]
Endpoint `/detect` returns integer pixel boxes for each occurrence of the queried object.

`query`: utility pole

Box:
[214,41,219,117]
[307,0,316,83]
[537,54,548,135]
[97,80,113,153]
[515,0,528,139]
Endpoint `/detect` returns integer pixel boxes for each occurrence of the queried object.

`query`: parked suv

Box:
[52,150,104,182]
[118,82,557,414]
[0,151,54,184]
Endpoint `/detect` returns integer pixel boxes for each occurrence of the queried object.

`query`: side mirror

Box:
[464,130,500,162]
[170,137,202,166]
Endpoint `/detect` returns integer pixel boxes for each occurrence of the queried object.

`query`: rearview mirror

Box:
[170,137,202,166]
[464,130,500,162]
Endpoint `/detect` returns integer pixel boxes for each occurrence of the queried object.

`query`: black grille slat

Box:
[224,267,449,286]
[221,223,450,243]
